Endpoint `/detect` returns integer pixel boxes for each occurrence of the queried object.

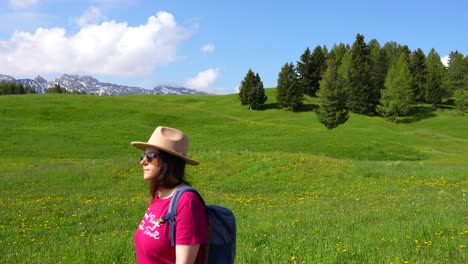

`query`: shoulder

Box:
[176,190,207,221]
[176,189,205,213]
[178,190,203,204]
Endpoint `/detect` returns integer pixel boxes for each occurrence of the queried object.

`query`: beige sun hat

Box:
[131,126,199,165]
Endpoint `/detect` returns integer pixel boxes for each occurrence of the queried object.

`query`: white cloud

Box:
[441,55,449,67]
[201,43,215,53]
[76,6,105,27]
[185,68,219,89]
[0,11,191,76]
[9,0,40,9]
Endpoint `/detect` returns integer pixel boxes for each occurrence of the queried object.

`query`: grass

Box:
[0,92,467,263]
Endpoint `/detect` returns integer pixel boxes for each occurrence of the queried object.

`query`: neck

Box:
[157,186,178,199]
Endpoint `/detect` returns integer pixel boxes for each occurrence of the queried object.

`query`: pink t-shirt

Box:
[134,191,208,264]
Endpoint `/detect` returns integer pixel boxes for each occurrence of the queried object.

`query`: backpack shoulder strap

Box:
[161,184,202,246]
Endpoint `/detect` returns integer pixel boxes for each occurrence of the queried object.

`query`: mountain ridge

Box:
[0,74,208,95]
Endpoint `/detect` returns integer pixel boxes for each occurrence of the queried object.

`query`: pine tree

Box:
[329,43,349,65]
[444,51,466,97]
[317,56,349,129]
[337,51,352,91]
[7,82,16,94]
[453,89,466,111]
[0,82,36,95]
[369,39,389,108]
[238,69,256,105]
[14,83,25,94]
[378,52,414,122]
[309,45,327,96]
[297,45,328,97]
[383,41,401,67]
[0,81,8,95]
[276,64,289,108]
[425,48,445,109]
[25,86,37,94]
[276,63,303,111]
[46,84,67,94]
[297,47,314,96]
[409,48,427,101]
[348,33,373,114]
[465,55,468,89]
[398,45,411,60]
[248,73,267,110]
[287,75,304,111]
[56,84,63,94]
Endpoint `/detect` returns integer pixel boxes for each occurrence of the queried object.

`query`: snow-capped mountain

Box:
[0,74,15,82]
[1,74,49,93]
[153,85,208,95]
[0,74,207,95]
[53,74,151,95]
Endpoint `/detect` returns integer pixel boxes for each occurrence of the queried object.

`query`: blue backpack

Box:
[162,185,236,264]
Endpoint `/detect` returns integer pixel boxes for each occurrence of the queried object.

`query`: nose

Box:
[140,157,147,165]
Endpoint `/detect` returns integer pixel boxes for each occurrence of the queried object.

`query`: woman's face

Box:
[140,148,160,181]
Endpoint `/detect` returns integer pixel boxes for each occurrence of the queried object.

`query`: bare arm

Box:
[175,244,200,264]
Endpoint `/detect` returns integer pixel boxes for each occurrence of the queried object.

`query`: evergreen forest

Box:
[239,33,467,128]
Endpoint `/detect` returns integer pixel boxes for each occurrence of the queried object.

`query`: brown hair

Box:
[148,151,189,200]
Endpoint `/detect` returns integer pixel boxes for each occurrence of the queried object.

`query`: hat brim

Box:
[131,141,199,165]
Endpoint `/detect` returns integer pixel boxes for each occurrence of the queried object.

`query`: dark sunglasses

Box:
[140,152,159,162]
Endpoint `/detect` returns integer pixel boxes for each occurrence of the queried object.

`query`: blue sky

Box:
[0,0,467,94]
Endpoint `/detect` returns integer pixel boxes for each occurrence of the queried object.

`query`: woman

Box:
[131,126,208,264]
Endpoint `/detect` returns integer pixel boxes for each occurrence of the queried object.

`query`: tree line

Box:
[0,82,86,95]
[238,33,467,129]
[45,84,87,95]
[0,81,37,95]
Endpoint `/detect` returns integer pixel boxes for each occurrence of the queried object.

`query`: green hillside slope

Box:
[1,92,466,163]
[0,93,466,263]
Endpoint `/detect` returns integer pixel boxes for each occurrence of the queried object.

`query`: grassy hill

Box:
[0,92,467,263]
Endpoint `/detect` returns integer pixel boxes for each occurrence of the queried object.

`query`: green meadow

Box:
[0,91,466,263]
